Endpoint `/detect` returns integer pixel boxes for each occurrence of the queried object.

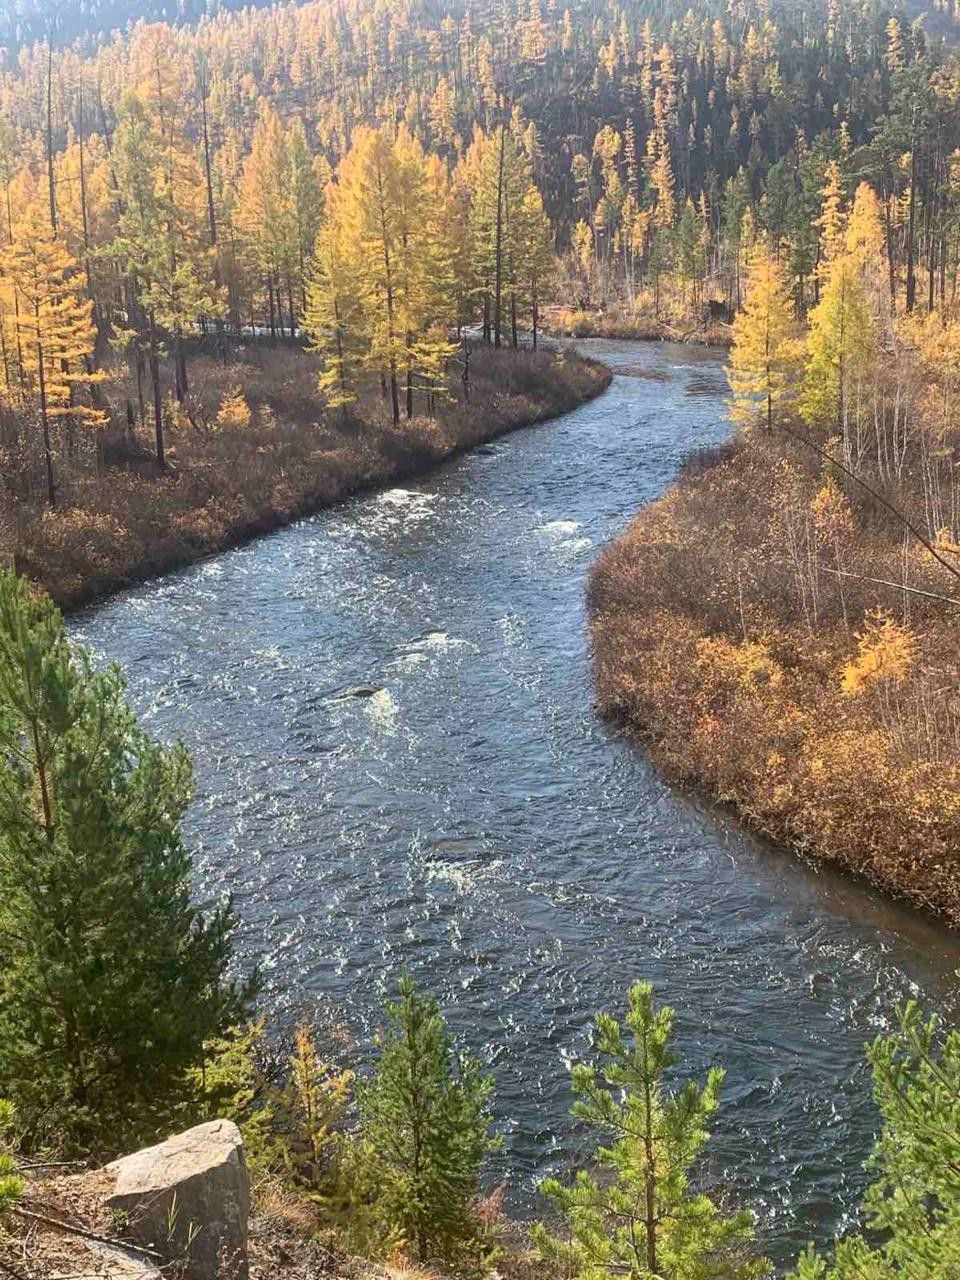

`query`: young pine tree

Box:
[534,982,768,1280]
[0,572,255,1151]
[728,242,801,432]
[358,971,498,1264]
[791,1001,960,1280]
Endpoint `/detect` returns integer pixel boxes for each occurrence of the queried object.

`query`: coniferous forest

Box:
[2,0,960,1278]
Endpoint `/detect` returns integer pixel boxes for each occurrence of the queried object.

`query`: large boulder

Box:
[105,1120,250,1280]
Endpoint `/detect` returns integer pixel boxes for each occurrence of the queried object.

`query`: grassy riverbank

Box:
[545,302,733,348]
[589,432,960,925]
[4,343,609,611]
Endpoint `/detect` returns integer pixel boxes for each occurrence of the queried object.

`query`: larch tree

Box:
[110,93,222,462]
[304,216,367,416]
[468,123,533,347]
[728,242,800,431]
[325,126,405,424]
[315,126,457,426]
[236,103,294,339]
[818,159,846,279]
[2,218,104,507]
[285,117,323,324]
[518,184,554,348]
[801,254,875,447]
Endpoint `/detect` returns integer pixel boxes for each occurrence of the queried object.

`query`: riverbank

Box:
[589,430,960,924]
[545,303,733,347]
[6,343,609,611]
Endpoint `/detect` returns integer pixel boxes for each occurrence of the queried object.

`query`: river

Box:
[71,339,960,1267]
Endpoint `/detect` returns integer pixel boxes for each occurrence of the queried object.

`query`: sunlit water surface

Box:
[71,340,960,1268]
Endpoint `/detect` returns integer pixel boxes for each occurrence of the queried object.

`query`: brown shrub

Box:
[590,431,960,922]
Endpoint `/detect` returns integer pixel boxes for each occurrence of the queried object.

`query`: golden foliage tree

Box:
[2,221,103,507]
[801,255,874,444]
[728,241,801,431]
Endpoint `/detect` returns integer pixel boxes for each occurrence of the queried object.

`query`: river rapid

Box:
[71,339,960,1267]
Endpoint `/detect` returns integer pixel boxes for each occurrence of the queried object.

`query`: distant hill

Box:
[0,0,265,55]
[3,0,958,56]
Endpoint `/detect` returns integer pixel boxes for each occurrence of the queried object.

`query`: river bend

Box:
[71,340,960,1266]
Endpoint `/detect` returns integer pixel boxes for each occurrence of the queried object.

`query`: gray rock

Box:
[81,1240,163,1278]
[105,1120,250,1280]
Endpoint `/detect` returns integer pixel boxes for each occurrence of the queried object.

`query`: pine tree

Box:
[0,572,255,1150]
[534,983,767,1280]
[675,198,705,308]
[0,1102,22,1217]
[728,242,801,431]
[791,1001,960,1280]
[357,971,497,1264]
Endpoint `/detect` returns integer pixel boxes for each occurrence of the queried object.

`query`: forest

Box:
[1,0,960,1276]
[2,0,960,596]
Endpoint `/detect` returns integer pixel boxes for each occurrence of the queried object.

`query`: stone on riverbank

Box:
[105,1119,250,1280]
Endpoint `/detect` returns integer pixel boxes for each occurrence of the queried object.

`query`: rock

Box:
[105,1120,250,1280]
[83,1240,163,1279]
[341,684,381,699]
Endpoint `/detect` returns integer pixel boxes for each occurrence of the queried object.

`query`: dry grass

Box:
[545,302,733,348]
[0,342,609,610]
[589,431,960,922]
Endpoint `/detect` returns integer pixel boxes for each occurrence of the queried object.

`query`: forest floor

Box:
[2,1166,548,1280]
[588,431,960,924]
[1,342,609,612]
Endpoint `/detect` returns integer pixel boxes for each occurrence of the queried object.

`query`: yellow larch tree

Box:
[306,126,457,425]
[801,254,875,447]
[818,159,846,279]
[2,220,104,507]
[728,241,801,431]
[304,217,367,418]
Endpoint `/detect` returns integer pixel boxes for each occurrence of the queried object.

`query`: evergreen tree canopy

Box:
[0,572,255,1150]
[357,971,498,1264]
[792,1001,960,1280]
[535,982,768,1280]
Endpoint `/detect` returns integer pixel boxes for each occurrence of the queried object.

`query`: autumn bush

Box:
[2,342,608,610]
[590,432,960,921]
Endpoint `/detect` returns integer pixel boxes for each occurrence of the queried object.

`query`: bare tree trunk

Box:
[36,335,56,509]
[148,324,165,467]
[46,29,57,233]
[494,123,506,349]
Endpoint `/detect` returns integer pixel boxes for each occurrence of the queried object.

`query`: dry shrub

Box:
[590,432,960,921]
[216,386,253,431]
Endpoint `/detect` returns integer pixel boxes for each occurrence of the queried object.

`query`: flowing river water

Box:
[71,339,960,1267]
